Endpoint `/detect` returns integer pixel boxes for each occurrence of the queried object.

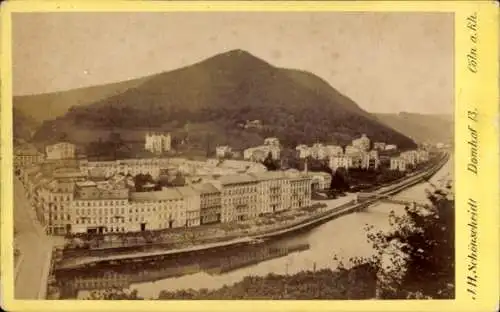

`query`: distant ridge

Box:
[374,112,454,144]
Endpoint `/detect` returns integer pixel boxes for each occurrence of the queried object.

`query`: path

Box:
[14,177,53,299]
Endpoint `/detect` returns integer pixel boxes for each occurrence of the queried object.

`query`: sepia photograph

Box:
[10,10,456,301]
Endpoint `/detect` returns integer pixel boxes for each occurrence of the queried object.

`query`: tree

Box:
[262,152,279,171]
[134,173,154,192]
[331,168,350,191]
[348,189,455,299]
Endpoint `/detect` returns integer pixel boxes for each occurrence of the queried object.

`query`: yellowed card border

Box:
[1,1,499,311]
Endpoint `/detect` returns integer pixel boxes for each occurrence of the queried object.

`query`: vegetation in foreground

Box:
[84,184,454,300]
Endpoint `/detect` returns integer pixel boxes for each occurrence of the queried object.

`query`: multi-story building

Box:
[325,145,343,157]
[211,174,259,222]
[250,172,291,214]
[145,132,171,154]
[45,142,76,160]
[373,142,386,151]
[400,150,419,166]
[309,143,326,160]
[80,158,171,179]
[70,181,129,234]
[129,188,185,231]
[215,146,232,158]
[243,145,280,162]
[176,186,201,227]
[286,171,312,210]
[390,157,407,171]
[352,134,370,152]
[344,145,362,156]
[361,150,380,170]
[417,150,430,163]
[296,144,342,160]
[329,155,353,171]
[192,183,222,225]
[344,145,364,168]
[71,186,194,234]
[14,144,45,170]
[44,180,76,235]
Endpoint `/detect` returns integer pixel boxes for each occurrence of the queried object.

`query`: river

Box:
[57,156,453,299]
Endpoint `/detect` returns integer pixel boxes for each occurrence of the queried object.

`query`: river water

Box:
[58,156,453,299]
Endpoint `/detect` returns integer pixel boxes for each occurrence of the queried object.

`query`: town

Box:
[14,132,440,237]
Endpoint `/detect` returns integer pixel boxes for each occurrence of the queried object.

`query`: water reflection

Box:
[57,156,453,299]
[56,238,311,299]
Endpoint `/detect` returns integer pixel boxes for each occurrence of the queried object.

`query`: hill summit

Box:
[24,49,416,151]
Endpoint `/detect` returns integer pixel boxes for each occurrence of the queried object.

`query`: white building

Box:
[215,145,232,158]
[385,144,398,151]
[243,145,280,162]
[373,142,386,151]
[264,137,280,147]
[400,150,419,166]
[344,145,362,156]
[390,157,407,171]
[310,143,326,160]
[14,145,45,169]
[176,186,201,227]
[352,134,370,152]
[250,171,291,214]
[295,144,310,159]
[296,144,342,160]
[361,150,380,170]
[325,145,343,157]
[45,142,76,160]
[329,155,353,171]
[417,150,430,163]
[145,133,171,154]
[211,174,260,222]
[286,171,312,210]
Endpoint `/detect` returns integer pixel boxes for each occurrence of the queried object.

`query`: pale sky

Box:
[12,12,454,114]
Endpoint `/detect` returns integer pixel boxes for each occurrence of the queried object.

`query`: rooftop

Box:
[175,186,199,197]
[217,174,258,185]
[75,181,97,188]
[249,171,287,181]
[191,182,221,195]
[130,188,183,202]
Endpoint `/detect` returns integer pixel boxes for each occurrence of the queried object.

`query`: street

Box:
[13,177,53,299]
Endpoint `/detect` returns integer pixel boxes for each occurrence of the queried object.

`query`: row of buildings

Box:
[389,149,430,171]
[217,134,397,168]
[242,137,281,162]
[18,160,314,235]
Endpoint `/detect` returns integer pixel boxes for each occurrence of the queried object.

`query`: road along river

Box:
[55,155,453,299]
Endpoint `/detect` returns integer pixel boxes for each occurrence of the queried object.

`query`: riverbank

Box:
[83,264,378,300]
[56,152,448,270]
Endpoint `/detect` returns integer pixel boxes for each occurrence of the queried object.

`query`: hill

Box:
[13,107,41,144]
[374,112,454,144]
[28,49,417,154]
